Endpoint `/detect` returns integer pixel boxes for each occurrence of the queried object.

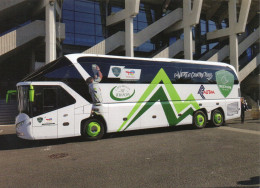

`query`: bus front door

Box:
[32,111,58,139]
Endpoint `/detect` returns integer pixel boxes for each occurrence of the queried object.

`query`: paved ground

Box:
[0,112,259,188]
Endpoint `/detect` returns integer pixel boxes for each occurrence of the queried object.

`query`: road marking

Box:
[0,124,15,127]
[218,126,260,136]
[43,146,52,151]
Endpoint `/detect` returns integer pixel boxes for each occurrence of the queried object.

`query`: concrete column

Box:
[106,0,140,56]
[45,0,56,64]
[206,0,251,73]
[229,34,239,71]
[229,0,239,72]
[184,26,193,59]
[183,0,192,60]
[177,0,202,60]
[125,17,134,57]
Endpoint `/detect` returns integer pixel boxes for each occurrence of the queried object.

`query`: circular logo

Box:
[110,85,135,101]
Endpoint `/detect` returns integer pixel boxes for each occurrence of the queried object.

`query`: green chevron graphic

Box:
[117,68,200,131]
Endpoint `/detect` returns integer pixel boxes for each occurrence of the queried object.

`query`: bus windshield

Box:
[17,85,30,115]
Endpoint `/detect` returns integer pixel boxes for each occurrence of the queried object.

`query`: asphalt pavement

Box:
[0,111,259,188]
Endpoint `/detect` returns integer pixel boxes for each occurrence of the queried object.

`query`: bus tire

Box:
[82,119,105,141]
[211,109,224,127]
[193,110,207,129]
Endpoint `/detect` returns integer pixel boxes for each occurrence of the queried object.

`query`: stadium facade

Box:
[0,0,259,124]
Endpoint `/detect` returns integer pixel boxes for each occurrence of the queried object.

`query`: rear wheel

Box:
[211,109,224,127]
[193,111,207,129]
[82,119,104,141]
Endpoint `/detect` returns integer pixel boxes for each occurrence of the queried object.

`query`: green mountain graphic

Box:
[117,68,200,131]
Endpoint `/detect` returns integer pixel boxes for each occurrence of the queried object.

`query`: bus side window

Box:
[58,87,76,108]
[43,88,58,113]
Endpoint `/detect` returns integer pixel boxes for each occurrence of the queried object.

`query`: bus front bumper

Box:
[16,114,34,140]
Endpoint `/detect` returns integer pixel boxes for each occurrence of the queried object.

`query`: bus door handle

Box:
[63,114,68,117]
[152,115,156,119]
[63,122,69,126]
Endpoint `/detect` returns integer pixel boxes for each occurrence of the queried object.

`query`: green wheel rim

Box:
[214,113,222,124]
[87,122,101,137]
[196,114,205,127]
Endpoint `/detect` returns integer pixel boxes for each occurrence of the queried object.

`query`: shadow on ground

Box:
[237,176,260,186]
[0,124,197,151]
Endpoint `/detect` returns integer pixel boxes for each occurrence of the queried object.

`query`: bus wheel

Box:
[211,109,224,127]
[193,111,207,129]
[82,119,104,141]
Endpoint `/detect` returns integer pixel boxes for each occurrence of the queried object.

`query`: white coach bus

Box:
[16,54,241,140]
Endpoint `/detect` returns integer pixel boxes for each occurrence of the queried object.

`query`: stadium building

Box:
[0,0,259,124]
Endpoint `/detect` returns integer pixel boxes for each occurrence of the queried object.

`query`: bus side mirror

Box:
[6,90,17,104]
[29,85,35,102]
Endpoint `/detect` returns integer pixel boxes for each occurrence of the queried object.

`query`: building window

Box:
[62,0,106,47]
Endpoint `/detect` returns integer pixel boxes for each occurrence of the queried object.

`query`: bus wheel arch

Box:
[81,116,107,140]
[92,114,107,133]
[193,109,207,129]
[211,108,225,127]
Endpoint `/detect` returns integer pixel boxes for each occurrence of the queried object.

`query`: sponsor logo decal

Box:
[198,85,205,99]
[215,70,234,98]
[204,90,215,94]
[43,118,55,126]
[174,70,213,80]
[121,68,141,81]
[112,67,122,77]
[117,68,200,132]
[37,117,43,123]
[198,85,215,99]
[108,66,125,78]
[126,70,135,76]
[110,85,135,101]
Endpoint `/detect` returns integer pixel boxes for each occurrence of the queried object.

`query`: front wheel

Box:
[211,109,224,127]
[82,119,105,141]
[193,110,207,129]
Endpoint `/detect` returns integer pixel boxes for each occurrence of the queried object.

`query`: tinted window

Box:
[23,57,92,103]
[22,57,72,81]
[79,57,140,84]
[78,57,239,85]
[173,63,216,84]
[31,86,76,117]
[43,88,58,113]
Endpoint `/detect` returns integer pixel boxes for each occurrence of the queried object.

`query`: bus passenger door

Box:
[32,87,59,139]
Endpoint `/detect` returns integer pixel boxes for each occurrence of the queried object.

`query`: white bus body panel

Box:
[108,103,141,132]
[58,104,75,138]
[141,102,169,129]
[32,110,58,139]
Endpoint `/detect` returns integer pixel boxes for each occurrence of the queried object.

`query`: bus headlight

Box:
[16,120,31,128]
[16,120,25,128]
